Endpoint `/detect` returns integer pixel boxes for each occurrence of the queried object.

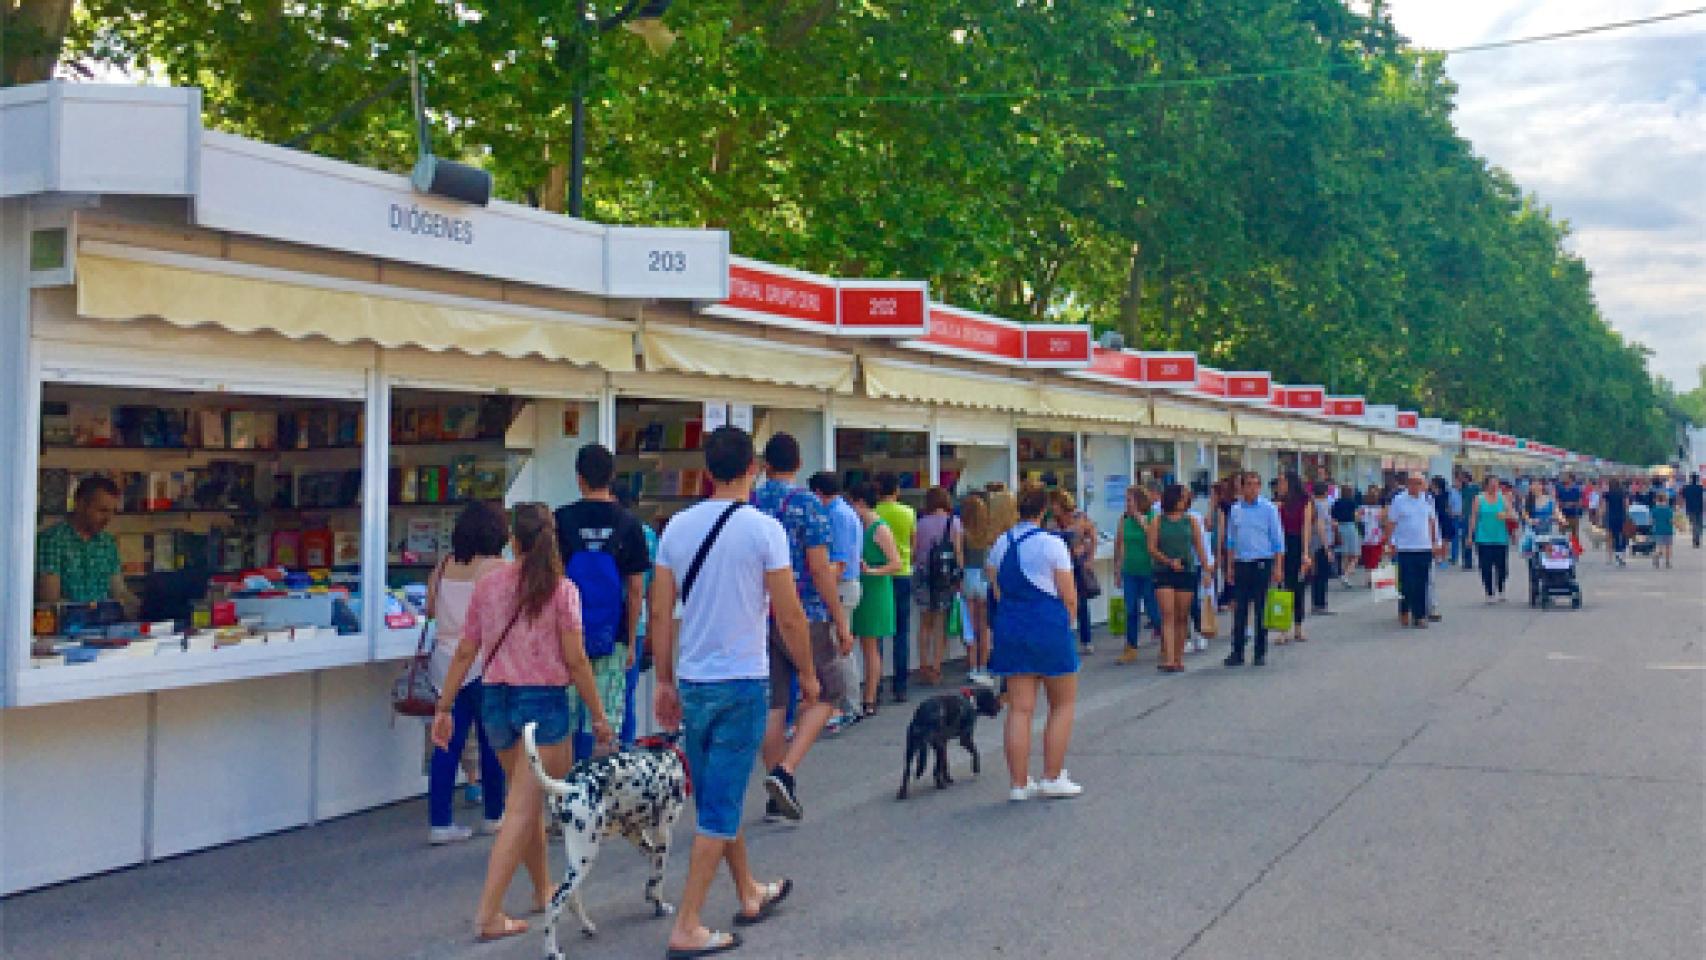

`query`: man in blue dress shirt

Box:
[1219,471,1285,666]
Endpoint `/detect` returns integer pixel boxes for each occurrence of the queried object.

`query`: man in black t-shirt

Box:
[556,443,653,751]
[1682,473,1705,548]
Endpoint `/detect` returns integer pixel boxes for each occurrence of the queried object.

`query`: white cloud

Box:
[1385,1,1706,387]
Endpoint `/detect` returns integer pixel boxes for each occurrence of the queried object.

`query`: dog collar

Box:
[636,735,693,797]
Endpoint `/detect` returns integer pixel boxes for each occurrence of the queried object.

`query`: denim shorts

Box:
[961,567,989,602]
[680,679,769,840]
[481,683,572,752]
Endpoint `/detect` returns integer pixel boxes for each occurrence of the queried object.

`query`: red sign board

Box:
[1142,353,1196,384]
[1281,386,1325,410]
[1195,368,1228,396]
[1323,396,1365,417]
[911,304,1025,362]
[1226,372,1271,401]
[838,279,929,336]
[707,259,837,330]
[1464,427,1483,443]
[1396,411,1419,430]
[1085,347,1144,382]
[1023,326,1092,367]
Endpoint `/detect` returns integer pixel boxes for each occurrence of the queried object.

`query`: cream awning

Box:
[1152,399,1234,435]
[1234,413,1292,441]
[642,327,855,394]
[1335,427,1371,449]
[1288,420,1336,445]
[1039,386,1151,425]
[75,251,636,370]
[1372,434,1439,459]
[863,358,1040,412]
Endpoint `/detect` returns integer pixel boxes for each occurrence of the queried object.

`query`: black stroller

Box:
[1527,526,1582,610]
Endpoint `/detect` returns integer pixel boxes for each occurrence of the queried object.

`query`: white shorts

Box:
[961,567,990,601]
[837,579,863,613]
[1337,522,1362,556]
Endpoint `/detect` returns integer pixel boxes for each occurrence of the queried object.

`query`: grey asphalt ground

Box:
[4,539,1703,960]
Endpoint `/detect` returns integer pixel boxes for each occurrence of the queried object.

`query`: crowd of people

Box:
[409,426,1701,955]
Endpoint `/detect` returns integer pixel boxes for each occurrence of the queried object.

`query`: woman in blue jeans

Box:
[424,503,509,845]
[1113,486,1161,662]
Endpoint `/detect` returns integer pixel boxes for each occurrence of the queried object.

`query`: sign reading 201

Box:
[648,250,688,273]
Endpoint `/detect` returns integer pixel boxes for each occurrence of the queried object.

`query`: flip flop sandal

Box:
[733,878,793,927]
[666,930,743,958]
[474,915,529,943]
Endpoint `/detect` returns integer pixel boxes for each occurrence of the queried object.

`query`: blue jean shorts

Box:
[680,679,769,840]
[481,683,571,752]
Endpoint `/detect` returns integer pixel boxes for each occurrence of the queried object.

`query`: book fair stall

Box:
[9,82,1617,896]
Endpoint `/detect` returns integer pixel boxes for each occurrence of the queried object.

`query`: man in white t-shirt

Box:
[1383,473,1444,630]
[651,427,816,957]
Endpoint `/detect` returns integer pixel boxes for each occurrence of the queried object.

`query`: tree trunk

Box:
[539,150,568,213]
[2,0,75,86]
[1117,244,1145,347]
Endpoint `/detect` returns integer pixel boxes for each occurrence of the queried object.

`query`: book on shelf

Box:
[450,456,477,502]
[229,411,257,450]
[118,533,148,576]
[70,403,113,446]
[442,404,479,440]
[38,469,69,514]
[333,530,361,566]
[471,461,506,501]
[41,401,72,445]
[197,409,227,449]
[416,407,443,443]
[616,423,640,454]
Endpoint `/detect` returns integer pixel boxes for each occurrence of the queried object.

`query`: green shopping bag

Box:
[1108,595,1127,636]
[1263,589,1295,633]
[947,595,964,638]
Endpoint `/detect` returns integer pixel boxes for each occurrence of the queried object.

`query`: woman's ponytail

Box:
[511,503,564,620]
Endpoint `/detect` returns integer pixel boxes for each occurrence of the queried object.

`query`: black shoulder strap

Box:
[681,502,744,604]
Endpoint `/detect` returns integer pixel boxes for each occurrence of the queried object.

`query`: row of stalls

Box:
[0,83,1582,894]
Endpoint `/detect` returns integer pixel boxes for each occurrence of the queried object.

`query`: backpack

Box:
[925,518,962,593]
[563,516,631,659]
[1330,496,1359,525]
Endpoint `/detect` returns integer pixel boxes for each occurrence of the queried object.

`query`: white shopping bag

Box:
[1370,564,1399,602]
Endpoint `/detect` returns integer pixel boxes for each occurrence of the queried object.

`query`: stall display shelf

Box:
[14,632,369,707]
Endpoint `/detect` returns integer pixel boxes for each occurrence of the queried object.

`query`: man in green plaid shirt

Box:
[36,476,136,613]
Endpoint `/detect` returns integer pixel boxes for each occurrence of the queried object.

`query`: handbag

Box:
[1198,582,1219,638]
[1108,595,1127,636]
[1075,562,1103,601]
[1262,589,1295,633]
[390,619,439,719]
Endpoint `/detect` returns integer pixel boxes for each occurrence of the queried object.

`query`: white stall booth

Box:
[0,83,730,894]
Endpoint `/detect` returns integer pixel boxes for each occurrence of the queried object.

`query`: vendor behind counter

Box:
[35,476,139,615]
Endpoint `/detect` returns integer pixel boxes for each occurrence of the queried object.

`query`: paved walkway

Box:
[4,540,1703,959]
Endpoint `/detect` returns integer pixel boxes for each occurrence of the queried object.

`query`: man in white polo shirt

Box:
[1383,473,1445,630]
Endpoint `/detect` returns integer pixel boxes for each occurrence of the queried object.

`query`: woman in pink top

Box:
[433,503,613,943]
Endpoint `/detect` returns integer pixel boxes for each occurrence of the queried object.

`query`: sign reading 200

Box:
[648,250,688,273]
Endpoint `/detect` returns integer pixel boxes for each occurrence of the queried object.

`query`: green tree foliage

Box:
[32,0,1676,462]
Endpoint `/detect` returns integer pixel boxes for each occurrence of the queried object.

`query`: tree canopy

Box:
[9,0,1679,462]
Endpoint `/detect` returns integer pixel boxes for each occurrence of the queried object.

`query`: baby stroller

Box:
[1625,502,1656,560]
[1527,527,1582,610]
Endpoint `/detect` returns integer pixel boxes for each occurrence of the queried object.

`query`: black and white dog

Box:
[897,686,1004,800]
[523,721,691,960]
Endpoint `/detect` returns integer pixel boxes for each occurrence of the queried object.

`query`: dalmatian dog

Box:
[522,721,691,960]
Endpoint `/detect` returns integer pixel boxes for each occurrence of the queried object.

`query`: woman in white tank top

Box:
[424,503,509,845]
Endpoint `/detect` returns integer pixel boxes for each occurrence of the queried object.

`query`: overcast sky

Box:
[1382,1,1706,388]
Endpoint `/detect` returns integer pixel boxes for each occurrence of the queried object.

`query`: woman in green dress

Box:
[850,481,904,716]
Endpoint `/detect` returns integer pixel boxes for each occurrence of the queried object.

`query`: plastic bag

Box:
[1370,564,1399,602]
[1263,590,1295,633]
[1108,595,1127,636]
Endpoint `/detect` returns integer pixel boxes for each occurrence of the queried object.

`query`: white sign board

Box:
[730,404,754,432]
[1418,417,1443,439]
[604,227,730,300]
[703,402,729,432]
[1363,404,1398,429]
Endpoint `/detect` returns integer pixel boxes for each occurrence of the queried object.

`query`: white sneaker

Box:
[1193,636,1208,653]
[429,824,474,845]
[478,818,502,836]
[1008,778,1040,802]
[1039,773,1084,799]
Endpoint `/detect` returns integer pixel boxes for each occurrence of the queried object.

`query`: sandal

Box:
[475,915,529,942]
[860,701,878,718]
[734,877,793,926]
[666,929,743,958]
